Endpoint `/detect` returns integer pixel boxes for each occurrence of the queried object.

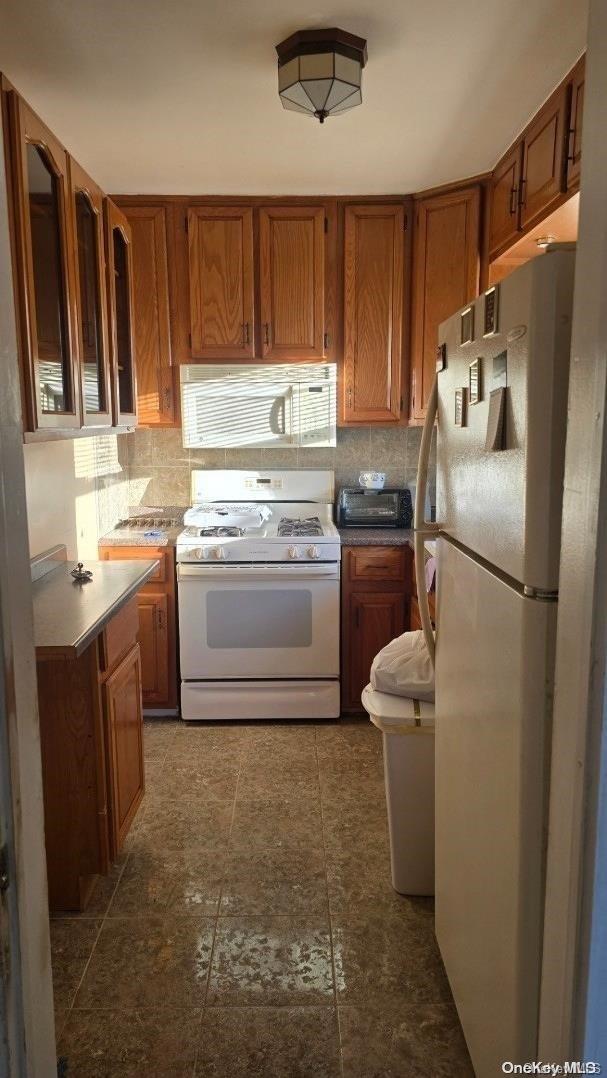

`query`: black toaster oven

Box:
[337,487,412,528]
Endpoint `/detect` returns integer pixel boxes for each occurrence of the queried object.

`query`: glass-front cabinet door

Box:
[68,158,112,427]
[105,199,137,426]
[8,93,81,432]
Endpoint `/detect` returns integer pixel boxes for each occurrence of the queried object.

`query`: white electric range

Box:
[176,470,341,721]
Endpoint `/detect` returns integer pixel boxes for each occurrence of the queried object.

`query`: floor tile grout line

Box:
[315,732,346,1078]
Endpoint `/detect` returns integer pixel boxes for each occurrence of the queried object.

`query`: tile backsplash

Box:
[125,426,433,509]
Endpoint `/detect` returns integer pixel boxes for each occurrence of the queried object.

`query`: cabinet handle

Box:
[163,386,172,411]
[509,185,518,215]
[567,126,576,163]
[323,331,329,350]
[347,386,353,410]
[370,564,390,570]
[264,323,270,347]
[157,608,164,630]
[518,178,526,208]
[242,322,250,345]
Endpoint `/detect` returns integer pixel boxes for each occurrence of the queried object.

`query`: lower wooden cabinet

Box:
[137,592,170,703]
[104,642,145,858]
[341,545,412,712]
[37,597,145,911]
[99,545,177,710]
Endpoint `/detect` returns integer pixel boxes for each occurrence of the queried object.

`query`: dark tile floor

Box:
[54,718,473,1076]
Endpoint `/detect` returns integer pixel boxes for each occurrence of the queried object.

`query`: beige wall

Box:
[23,434,130,560]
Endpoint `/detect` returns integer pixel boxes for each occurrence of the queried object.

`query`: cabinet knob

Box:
[264,323,270,347]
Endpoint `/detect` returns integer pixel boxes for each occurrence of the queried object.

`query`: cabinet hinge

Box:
[184,216,189,233]
[0,845,9,894]
[324,217,328,233]
[324,332,329,349]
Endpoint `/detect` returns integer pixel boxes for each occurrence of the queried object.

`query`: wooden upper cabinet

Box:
[105,199,137,426]
[411,186,480,422]
[68,158,112,428]
[123,205,174,425]
[259,205,326,360]
[567,56,585,189]
[342,203,405,424]
[7,92,81,433]
[488,144,523,259]
[519,84,568,231]
[188,206,255,360]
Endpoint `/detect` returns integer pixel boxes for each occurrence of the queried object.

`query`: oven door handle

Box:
[177,564,340,582]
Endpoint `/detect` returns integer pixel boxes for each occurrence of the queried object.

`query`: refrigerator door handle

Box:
[414,375,439,668]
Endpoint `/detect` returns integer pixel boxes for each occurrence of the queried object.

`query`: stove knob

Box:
[288,545,301,560]
[195,547,209,560]
[192,547,205,560]
[213,546,226,560]
[307,545,320,560]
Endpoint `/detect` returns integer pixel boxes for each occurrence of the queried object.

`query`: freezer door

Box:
[435,537,556,1076]
[436,247,575,591]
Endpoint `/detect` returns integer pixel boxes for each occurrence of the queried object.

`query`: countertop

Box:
[338,527,414,546]
[98,526,182,548]
[33,558,159,658]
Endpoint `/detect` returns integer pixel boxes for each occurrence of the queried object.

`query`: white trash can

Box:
[362,683,435,896]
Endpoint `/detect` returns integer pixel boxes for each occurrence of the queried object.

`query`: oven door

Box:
[177,562,340,679]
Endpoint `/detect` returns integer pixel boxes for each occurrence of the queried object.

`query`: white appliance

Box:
[176,470,341,721]
[180,363,337,448]
[415,246,576,1076]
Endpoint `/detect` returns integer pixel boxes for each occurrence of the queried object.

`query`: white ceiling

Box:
[0,0,587,195]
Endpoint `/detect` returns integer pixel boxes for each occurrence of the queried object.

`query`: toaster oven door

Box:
[342,491,399,525]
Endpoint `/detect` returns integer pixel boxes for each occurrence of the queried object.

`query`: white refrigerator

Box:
[433,246,576,1076]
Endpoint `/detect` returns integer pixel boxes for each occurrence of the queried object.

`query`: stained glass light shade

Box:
[276,29,367,123]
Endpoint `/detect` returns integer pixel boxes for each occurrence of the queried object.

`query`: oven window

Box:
[206,590,312,648]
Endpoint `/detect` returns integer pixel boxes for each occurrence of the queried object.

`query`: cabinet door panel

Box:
[189,206,255,359]
[520,87,567,230]
[69,158,112,427]
[137,592,169,704]
[124,205,174,424]
[567,56,585,190]
[488,145,523,259]
[259,206,325,360]
[8,93,81,432]
[346,591,406,710]
[343,204,404,423]
[105,199,137,425]
[411,187,480,422]
[104,643,144,857]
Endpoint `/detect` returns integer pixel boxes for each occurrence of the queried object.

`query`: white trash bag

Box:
[370,629,435,702]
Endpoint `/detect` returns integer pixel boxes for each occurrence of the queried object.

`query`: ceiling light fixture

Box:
[276,28,368,124]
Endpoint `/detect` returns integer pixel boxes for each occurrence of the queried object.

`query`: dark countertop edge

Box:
[338,527,415,547]
[35,559,159,660]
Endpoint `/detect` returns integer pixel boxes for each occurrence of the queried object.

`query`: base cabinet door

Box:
[103,642,144,857]
[345,591,406,710]
[138,592,169,704]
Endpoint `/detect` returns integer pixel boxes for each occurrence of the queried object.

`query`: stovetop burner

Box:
[196,526,244,538]
[277,516,324,537]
